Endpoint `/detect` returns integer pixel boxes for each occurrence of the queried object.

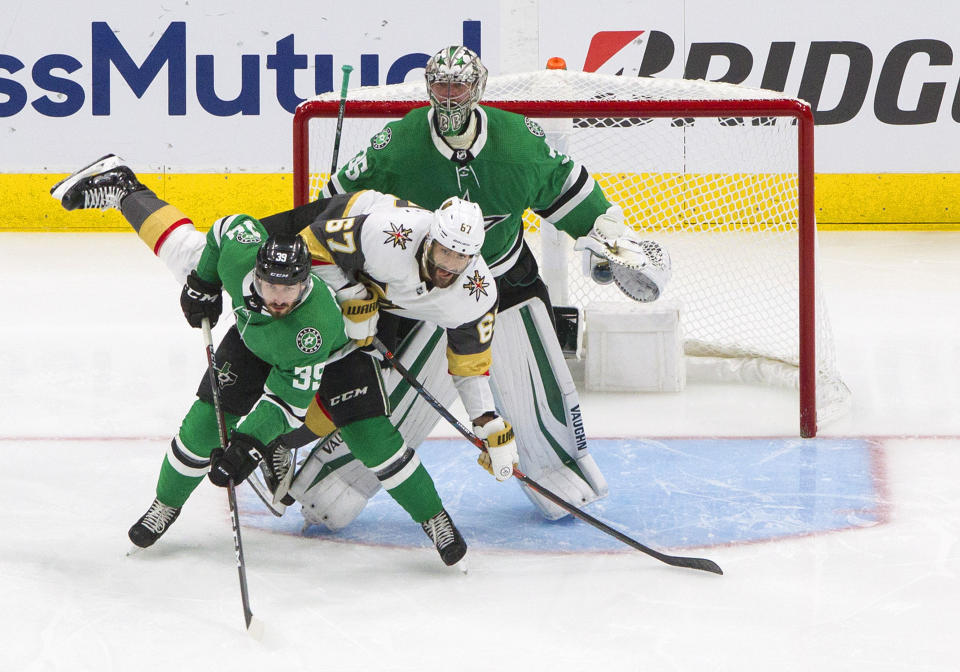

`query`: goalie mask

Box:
[425,46,488,136]
[254,233,312,317]
[421,196,485,288]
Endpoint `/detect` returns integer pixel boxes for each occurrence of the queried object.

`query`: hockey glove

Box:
[574,206,671,302]
[474,416,518,482]
[208,431,265,487]
[336,284,379,347]
[180,270,223,328]
[574,205,630,262]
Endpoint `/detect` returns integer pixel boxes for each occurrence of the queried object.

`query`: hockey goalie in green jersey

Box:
[316,46,672,521]
[51,155,470,567]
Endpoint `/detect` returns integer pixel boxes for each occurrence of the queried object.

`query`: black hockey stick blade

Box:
[515,470,723,575]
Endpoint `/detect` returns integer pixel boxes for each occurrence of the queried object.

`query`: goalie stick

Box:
[372,337,723,576]
[202,319,265,635]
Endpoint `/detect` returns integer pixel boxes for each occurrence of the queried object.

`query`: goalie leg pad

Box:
[291,434,382,531]
[490,298,608,519]
[380,322,459,448]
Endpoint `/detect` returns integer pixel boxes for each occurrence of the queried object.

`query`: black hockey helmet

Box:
[255,233,311,285]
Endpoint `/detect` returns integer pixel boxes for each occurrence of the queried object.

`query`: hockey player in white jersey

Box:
[257,190,521,527]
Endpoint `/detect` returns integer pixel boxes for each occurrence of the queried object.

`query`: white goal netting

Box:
[294,70,850,435]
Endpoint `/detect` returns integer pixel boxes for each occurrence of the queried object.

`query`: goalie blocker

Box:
[290,302,607,528]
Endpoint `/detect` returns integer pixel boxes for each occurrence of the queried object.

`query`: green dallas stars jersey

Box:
[322,104,612,275]
[193,214,350,443]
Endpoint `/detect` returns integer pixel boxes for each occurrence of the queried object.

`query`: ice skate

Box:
[51,154,145,211]
[128,498,181,549]
[247,439,296,516]
[261,439,295,506]
[421,508,467,568]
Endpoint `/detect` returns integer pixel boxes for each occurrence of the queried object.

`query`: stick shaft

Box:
[202,319,257,626]
[372,337,722,575]
[330,64,354,175]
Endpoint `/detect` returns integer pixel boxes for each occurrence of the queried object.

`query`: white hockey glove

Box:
[574,206,672,302]
[576,205,628,283]
[473,415,518,482]
[335,284,379,347]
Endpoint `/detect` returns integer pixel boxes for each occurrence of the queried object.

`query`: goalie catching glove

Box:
[208,432,264,487]
[474,415,519,481]
[574,205,672,302]
[180,270,223,328]
[336,284,379,347]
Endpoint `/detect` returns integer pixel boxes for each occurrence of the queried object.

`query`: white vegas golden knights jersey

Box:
[287,189,498,378]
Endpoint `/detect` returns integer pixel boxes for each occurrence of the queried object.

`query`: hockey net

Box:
[293,70,850,437]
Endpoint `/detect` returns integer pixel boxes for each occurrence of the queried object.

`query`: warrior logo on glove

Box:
[474,417,519,482]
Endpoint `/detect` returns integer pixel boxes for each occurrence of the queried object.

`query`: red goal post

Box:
[292,71,849,437]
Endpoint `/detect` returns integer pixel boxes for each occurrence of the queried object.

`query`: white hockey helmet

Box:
[425,46,488,135]
[430,196,484,256]
[422,197,485,285]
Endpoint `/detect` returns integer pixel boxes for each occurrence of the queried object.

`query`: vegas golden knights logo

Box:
[462,270,490,301]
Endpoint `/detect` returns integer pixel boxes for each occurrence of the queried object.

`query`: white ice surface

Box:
[1,231,958,671]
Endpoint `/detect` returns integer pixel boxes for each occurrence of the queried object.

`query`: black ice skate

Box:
[50,154,146,211]
[421,508,467,567]
[128,498,181,548]
[246,438,296,517]
[262,439,296,505]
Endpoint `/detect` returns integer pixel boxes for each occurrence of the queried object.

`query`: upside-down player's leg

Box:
[51,155,207,284]
[489,297,608,519]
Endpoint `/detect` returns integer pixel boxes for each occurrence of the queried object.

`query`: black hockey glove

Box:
[208,432,265,487]
[180,270,223,328]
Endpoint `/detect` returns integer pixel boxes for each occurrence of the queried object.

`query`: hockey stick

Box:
[330,64,354,174]
[371,337,723,575]
[201,319,264,634]
[246,471,287,517]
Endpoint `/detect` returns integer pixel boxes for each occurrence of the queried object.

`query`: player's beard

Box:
[265,302,293,318]
[431,267,457,289]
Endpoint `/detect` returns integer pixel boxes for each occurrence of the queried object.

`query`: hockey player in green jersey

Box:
[50,155,468,567]
[315,46,671,521]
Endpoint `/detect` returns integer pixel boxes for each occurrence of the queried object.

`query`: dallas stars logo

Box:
[215,361,238,388]
[482,214,509,231]
[462,270,490,301]
[372,127,392,150]
[296,327,323,354]
[383,222,413,249]
[524,117,545,137]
